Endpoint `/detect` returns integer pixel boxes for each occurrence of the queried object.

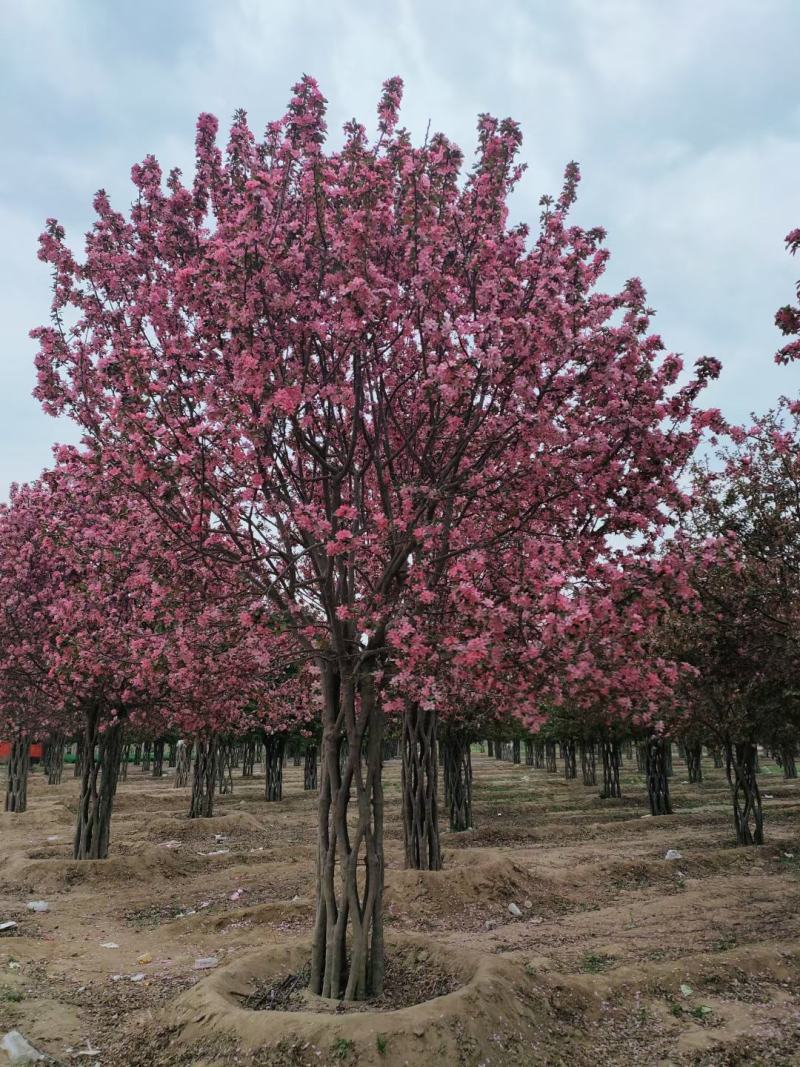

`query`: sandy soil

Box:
[1,751,799,1066]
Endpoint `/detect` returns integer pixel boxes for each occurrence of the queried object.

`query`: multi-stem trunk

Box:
[189,736,217,818]
[46,732,66,786]
[310,662,384,1002]
[401,703,441,871]
[534,740,545,769]
[645,737,672,816]
[600,738,621,798]
[242,738,256,778]
[174,741,191,788]
[487,739,495,758]
[726,741,763,846]
[545,739,557,773]
[512,739,521,765]
[780,745,797,780]
[304,744,318,791]
[4,732,29,812]
[580,741,596,786]
[151,738,165,778]
[141,740,151,773]
[74,708,124,859]
[686,743,703,784]
[524,739,534,766]
[264,734,286,801]
[442,727,473,832]
[217,738,234,795]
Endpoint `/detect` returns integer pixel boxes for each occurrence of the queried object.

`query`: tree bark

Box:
[73,709,124,859]
[401,703,441,871]
[442,727,473,832]
[726,741,763,845]
[487,739,494,757]
[545,739,557,773]
[309,662,384,1002]
[644,737,673,815]
[580,741,597,786]
[686,743,703,784]
[600,739,622,798]
[563,738,577,780]
[120,742,130,781]
[4,732,29,812]
[141,740,151,773]
[189,736,217,818]
[217,739,234,794]
[242,737,256,778]
[534,740,545,769]
[304,744,318,790]
[174,740,190,788]
[780,745,797,779]
[512,738,521,765]
[264,733,286,801]
[46,732,65,786]
[151,738,165,778]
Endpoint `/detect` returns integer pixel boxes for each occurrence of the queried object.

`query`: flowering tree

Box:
[32,78,719,999]
[775,227,800,364]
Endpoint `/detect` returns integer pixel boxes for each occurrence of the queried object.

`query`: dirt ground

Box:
[1,750,799,1067]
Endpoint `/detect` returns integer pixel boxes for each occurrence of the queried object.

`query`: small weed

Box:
[524,961,537,976]
[582,952,614,974]
[690,1005,713,1021]
[376,1034,387,1055]
[713,934,737,952]
[669,1002,684,1017]
[0,988,23,1002]
[333,1038,354,1060]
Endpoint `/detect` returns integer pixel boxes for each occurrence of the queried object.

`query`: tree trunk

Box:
[781,745,797,779]
[726,741,763,846]
[686,743,703,784]
[46,732,65,786]
[563,738,577,780]
[304,745,318,791]
[665,742,673,777]
[120,742,130,782]
[73,709,124,859]
[151,738,165,778]
[487,739,494,757]
[242,738,256,778]
[401,704,441,871]
[580,741,596,786]
[133,743,142,766]
[174,741,190,788]
[645,737,672,815]
[711,745,723,768]
[600,739,621,798]
[524,739,534,766]
[141,740,151,773]
[73,737,84,777]
[534,740,545,769]
[189,736,217,818]
[264,734,285,801]
[167,741,177,768]
[443,727,473,832]
[512,739,521,765]
[4,732,29,812]
[545,739,557,773]
[310,662,384,1002]
[217,739,233,794]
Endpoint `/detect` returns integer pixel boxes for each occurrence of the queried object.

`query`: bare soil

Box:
[1,752,799,1066]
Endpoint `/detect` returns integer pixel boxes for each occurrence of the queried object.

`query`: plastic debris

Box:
[26,901,49,913]
[0,1030,47,1063]
[159,840,181,850]
[8,962,21,970]
[664,849,683,861]
[228,889,245,902]
[524,899,533,908]
[129,973,146,982]
[0,921,18,932]
[136,953,153,965]
[46,835,61,842]
[198,901,211,909]
[529,916,544,925]
[175,909,196,919]
[213,834,228,843]
[680,983,693,997]
[205,849,230,856]
[508,902,522,918]
[194,956,219,969]
[100,941,119,949]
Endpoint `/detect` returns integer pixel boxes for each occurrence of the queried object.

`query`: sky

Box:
[1,0,799,495]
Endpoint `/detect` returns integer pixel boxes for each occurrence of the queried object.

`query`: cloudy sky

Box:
[1,0,799,495]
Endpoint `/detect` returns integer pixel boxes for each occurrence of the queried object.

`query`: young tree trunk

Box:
[4,732,29,812]
[563,738,577,780]
[534,740,545,769]
[401,703,441,871]
[524,739,534,766]
[242,738,256,778]
[710,745,723,768]
[73,737,84,777]
[545,739,557,773]
[726,741,763,846]
[217,739,233,794]
[141,740,151,773]
[189,736,217,818]
[167,741,177,768]
[580,741,597,786]
[487,739,495,758]
[622,739,633,760]
[443,727,473,832]
[512,738,521,765]
[151,738,165,778]
[46,732,66,786]
[264,734,286,801]
[133,742,142,766]
[174,741,190,788]
[686,743,703,784]
[304,744,318,791]
[310,663,384,1002]
[120,742,130,782]
[600,739,622,798]
[665,742,673,777]
[73,709,124,859]
[495,741,503,760]
[645,738,672,815]
[781,745,797,779]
